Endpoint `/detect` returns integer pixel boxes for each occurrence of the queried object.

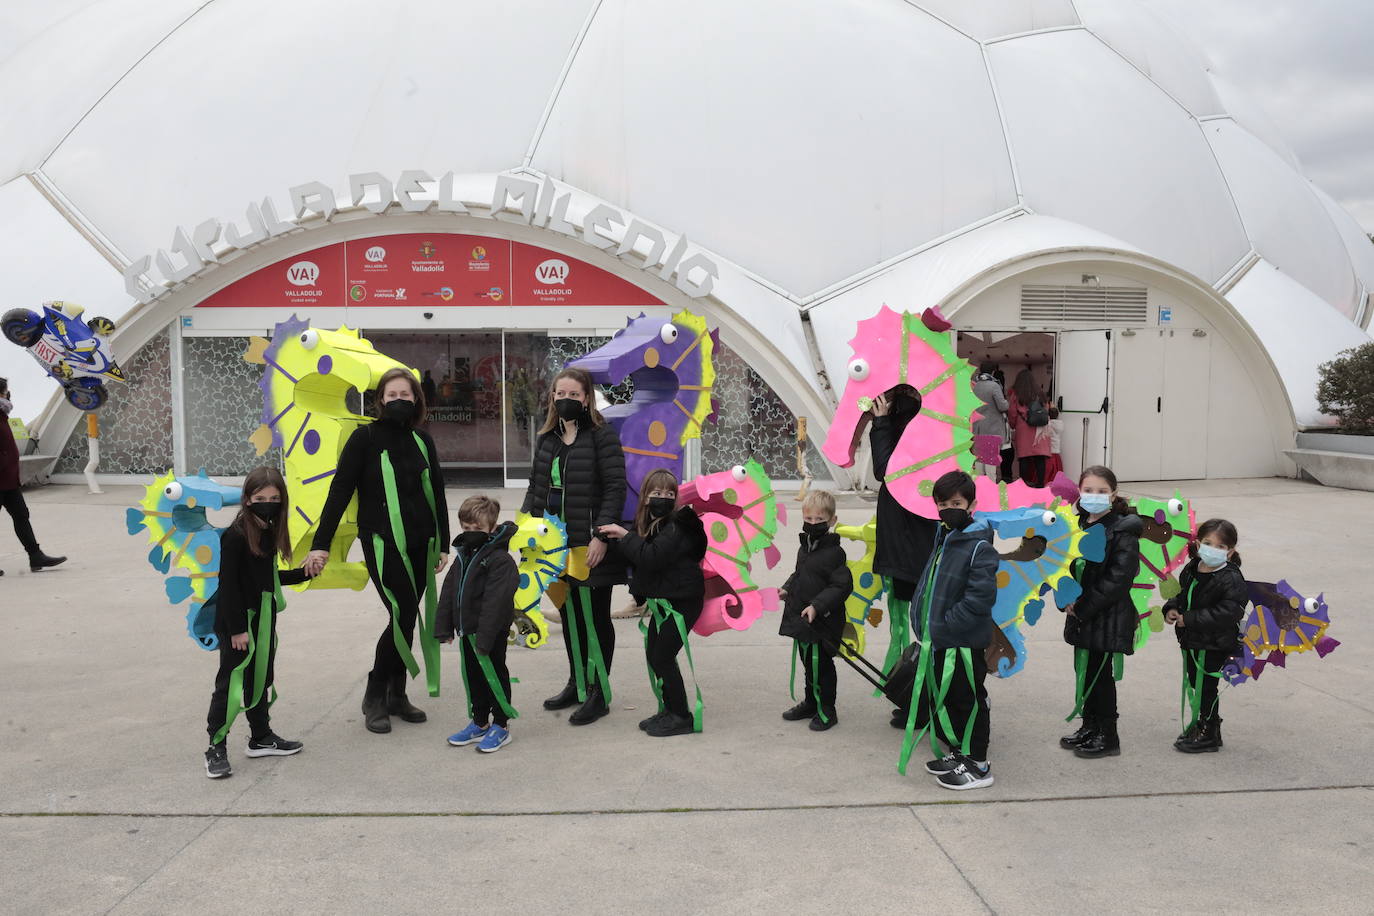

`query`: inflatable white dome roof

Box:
[2,0,1371,426]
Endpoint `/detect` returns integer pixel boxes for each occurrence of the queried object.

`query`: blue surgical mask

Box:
[1197,544,1229,568]
[1079,493,1112,515]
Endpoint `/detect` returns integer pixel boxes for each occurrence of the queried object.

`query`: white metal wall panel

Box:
[910,0,1078,40]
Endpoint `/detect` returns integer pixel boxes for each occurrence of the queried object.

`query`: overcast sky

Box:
[1141,0,1374,233]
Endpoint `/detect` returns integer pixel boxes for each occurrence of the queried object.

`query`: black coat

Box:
[619,508,707,605]
[435,523,519,654]
[870,411,939,584]
[214,524,308,638]
[521,419,628,588]
[1164,558,1248,652]
[312,419,450,552]
[1063,510,1143,654]
[778,531,852,648]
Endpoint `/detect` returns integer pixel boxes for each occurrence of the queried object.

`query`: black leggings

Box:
[0,488,40,555]
[559,582,616,692]
[362,534,434,678]
[462,639,512,728]
[206,632,276,742]
[1019,455,1047,487]
[1082,650,1118,722]
[1183,648,1229,724]
[646,597,703,717]
[798,639,837,709]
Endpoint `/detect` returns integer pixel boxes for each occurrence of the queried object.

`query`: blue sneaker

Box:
[447,722,488,746]
[477,725,512,753]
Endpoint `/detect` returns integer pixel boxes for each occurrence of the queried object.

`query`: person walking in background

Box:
[971,363,1008,481]
[0,378,65,576]
[1008,369,1052,487]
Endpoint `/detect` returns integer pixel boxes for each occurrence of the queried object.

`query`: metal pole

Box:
[83,412,103,495]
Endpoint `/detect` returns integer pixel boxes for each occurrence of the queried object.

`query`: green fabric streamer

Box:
[788,639,798,701]
[470,635,518,721]
[877,579,910,697]
[1066,648,1115,722]
[576,585,612,702]
[898,549,944,774]
[562,584,588,702]
[213,569,283,744]
[646,598,703,732]
[810,643,829,723]
[376,433,442,697]
[638,611,665,713]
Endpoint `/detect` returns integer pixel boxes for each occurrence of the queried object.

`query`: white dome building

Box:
[2,0,1370,486]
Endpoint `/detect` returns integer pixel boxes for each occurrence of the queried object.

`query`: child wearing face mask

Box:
[204,467,316,779]
[1162,518,1247,754]
[436,496,521,754]
[901,471,999,790]
[777,490,852,731]
[598,469,707,738]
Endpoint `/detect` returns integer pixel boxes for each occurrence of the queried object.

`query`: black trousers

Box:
[1082,650,1118,722]
[362,535,434,678]
[0,488,40,555]
[797,638,837,709]
[1019,455,1047,487]
[999,447,1015,483]
[645,597,703,717]
[461,638,512,728]
[912,647,990,761]
[559,582,616,691]
[1182,648,1228,724]
[206,632,276,743]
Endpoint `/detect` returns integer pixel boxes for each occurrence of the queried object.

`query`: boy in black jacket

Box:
[901,471,999,790]
[779,490,852,731]
[437,496,520,754]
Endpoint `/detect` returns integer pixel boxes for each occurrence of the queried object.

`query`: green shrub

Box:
[1316,341,1374,433]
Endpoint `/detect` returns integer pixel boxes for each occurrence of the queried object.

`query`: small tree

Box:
[1316,342,1374,433]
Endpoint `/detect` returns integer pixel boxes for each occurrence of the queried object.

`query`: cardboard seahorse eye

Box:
[568,309,717,519]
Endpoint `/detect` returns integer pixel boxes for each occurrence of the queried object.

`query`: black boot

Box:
[1177,718,1222,753]
[1060,717,1097,749]
[361,672,391,734]
[543,680,580,711]
[29,552,66,572]
[782,700,817,722]
[808,708,838,731]
[1074,719,1120,758]
[569,686,609,725]
[386,673,427,723]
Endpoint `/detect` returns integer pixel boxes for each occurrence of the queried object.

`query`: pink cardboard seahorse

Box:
[679,460,786,636]
[822,305,1075,516]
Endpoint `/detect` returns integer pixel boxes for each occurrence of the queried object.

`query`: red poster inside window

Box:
[198,242,346,308]
[510,241,663,307]
[342,234,514,307]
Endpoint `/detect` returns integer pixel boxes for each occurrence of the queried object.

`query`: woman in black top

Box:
[204,466,314,778]
[306,368,450,735]
[522,367,627,726]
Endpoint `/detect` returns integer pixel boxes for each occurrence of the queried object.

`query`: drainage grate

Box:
[1019,284,1148,323]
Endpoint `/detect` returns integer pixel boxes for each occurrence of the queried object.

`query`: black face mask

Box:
[647,497,675,519]
[456,530,488,551]
[939,507,971,531]
[248,502,282,523]
[802,521,830,538]
[383,398,417,424]
[555,397,584,422]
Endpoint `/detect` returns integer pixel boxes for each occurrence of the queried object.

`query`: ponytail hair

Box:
[1078,465,1135,516]
[1190,517,1242,567]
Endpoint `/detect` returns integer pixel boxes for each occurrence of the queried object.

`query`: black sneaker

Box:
[246,733,304,757]
[205,743,231,779]
[936,756,994,791]
[808,710,837,731]
[639,711,668,731]
[646,713,696,737]
[781,700,817,721]
[925,752,961,775]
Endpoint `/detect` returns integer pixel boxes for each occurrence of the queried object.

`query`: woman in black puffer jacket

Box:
[521,367,627,726]
[1163,518,1247,754]
[1060,466,1142,759]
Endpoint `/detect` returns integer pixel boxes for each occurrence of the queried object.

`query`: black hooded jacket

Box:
[1063,510,1143,654]
[870,407,939,584]
[619,508,707,605]
[312,418,450,552]
[435,522,519,654]
[778,531,852,647]
[1163,558,1249,652]
[521,417,627,588]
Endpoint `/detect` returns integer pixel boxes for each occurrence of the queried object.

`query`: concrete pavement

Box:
[1,478,1370,914]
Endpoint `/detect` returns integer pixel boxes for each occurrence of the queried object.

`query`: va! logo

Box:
[286,261,319,286]
[364,246,386,263]
[535,258,569,285]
